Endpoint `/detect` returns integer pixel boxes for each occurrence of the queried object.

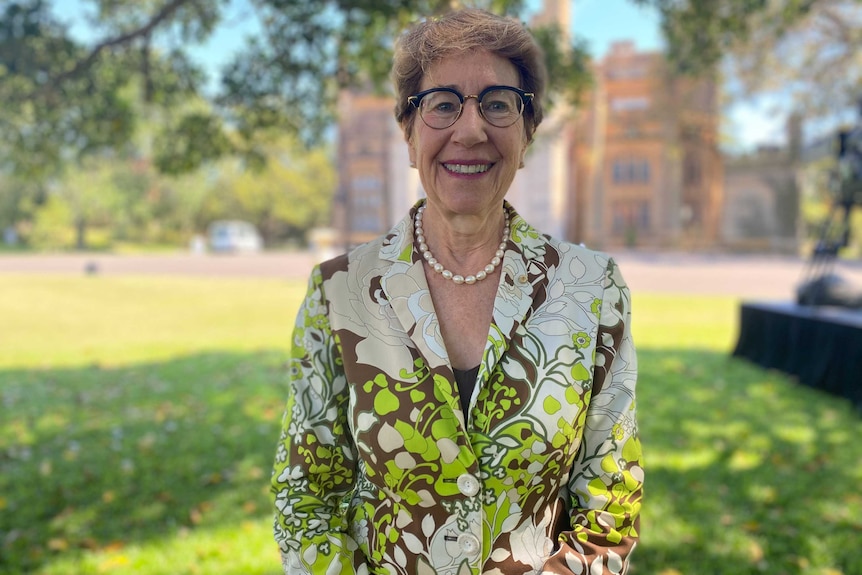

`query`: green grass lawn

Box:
[1,274,860,575]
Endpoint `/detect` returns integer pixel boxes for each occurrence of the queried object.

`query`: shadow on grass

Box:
[0,351,289,574]
[2,348,861,575]
[632,348,862,575]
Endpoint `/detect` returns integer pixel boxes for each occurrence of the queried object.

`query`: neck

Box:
[414,201,509,285]
[422,201,506,256]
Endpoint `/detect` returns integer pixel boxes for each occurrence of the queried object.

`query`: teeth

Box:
[444,163,491,174]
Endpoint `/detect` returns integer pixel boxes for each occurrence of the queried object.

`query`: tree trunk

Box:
[75,217,87,250]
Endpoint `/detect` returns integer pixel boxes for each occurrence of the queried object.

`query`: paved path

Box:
[3,250,862,301]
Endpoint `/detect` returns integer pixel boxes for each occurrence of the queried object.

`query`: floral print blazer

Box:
[272,202,643,575]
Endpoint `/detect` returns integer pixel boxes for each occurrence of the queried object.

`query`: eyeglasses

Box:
[407,85,534,129]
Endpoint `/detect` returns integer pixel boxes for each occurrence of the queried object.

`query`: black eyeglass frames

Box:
[407,85,533,129]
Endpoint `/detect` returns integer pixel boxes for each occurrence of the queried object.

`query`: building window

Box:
[352,176,382,193]
[612,201,651,235]
[612,157,651,184]
[610,97,650,113]
[354,213,381,232]
[683,154,702,185]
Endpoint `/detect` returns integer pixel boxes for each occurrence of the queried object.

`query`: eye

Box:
[484,99,512,113]
[431,101,457,113]
[422,92,460,115]
[482,90,518,114]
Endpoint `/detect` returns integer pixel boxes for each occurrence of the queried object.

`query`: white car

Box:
[207,220,263,253]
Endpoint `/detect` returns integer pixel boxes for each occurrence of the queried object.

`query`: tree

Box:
[0,1,514,176]
[199,137,336,246]
[0,175,46,241]
[634,0,862,118]
[1,0,601,180]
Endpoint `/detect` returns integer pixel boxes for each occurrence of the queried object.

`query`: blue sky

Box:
[567,0,663,57]
[52,0,784,151]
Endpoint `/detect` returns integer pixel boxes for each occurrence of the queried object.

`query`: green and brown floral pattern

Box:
[272,202,643,575]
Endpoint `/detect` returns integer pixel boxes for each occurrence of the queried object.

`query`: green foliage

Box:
[28,195,77,249]
[0,175,46,235]
[15,128,334,250]
[632,0,770,75]
[1,0,544,180]
[153,112,233,175]
[0,1,139,179]
[6,0,598,249]
[634,0,862,117]
[530,24,593,110]
[1,278,861,574]
[198,139,336,246]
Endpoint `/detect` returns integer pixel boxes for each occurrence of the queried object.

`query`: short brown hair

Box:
[392,9,546,142]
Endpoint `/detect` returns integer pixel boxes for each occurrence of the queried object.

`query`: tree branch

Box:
[47,0,195,90]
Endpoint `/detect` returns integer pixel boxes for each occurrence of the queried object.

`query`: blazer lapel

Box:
[377,209,451,372]
[477,209,548,401]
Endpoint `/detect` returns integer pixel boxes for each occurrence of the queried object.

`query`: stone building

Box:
[569,41,723,249]
[721,118,801,254]
[332,88,420,249]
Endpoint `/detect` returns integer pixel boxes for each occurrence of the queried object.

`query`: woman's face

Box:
[407,49,529,218]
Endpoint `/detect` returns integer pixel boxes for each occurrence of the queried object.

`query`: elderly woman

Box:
[271,9,643,575]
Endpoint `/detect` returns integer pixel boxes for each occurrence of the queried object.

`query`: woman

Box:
[272,9,643,575]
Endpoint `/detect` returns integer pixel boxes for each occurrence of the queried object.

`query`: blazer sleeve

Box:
[271,266,367,575]
[541,257,644,575]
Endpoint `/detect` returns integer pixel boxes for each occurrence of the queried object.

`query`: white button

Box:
[458,533,480,556]
[457,473,480,497]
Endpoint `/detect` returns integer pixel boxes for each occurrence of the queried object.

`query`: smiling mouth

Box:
[443,163,492,174]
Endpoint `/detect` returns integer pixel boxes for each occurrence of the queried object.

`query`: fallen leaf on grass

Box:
[189,501,214,525]
[80,537,99,550]
[137,433,157,451]
[203,471,223,485]
[47,538,69,552]
[101,541,126,552]
[98,554,130,572]
[742,520,760,533]
[747,541,764,562]
[247,465,264,480]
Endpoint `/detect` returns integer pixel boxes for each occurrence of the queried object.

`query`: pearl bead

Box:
[414,202,509,286]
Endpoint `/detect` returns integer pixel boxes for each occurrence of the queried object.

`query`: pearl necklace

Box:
[414,203,509,285]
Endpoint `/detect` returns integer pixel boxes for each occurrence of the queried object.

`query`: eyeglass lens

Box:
[419,89,524,128]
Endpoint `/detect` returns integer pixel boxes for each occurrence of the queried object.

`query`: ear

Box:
[518,140,529,169]
[407,134,417,168]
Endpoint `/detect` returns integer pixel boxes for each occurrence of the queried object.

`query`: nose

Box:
[452,97,488,146]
